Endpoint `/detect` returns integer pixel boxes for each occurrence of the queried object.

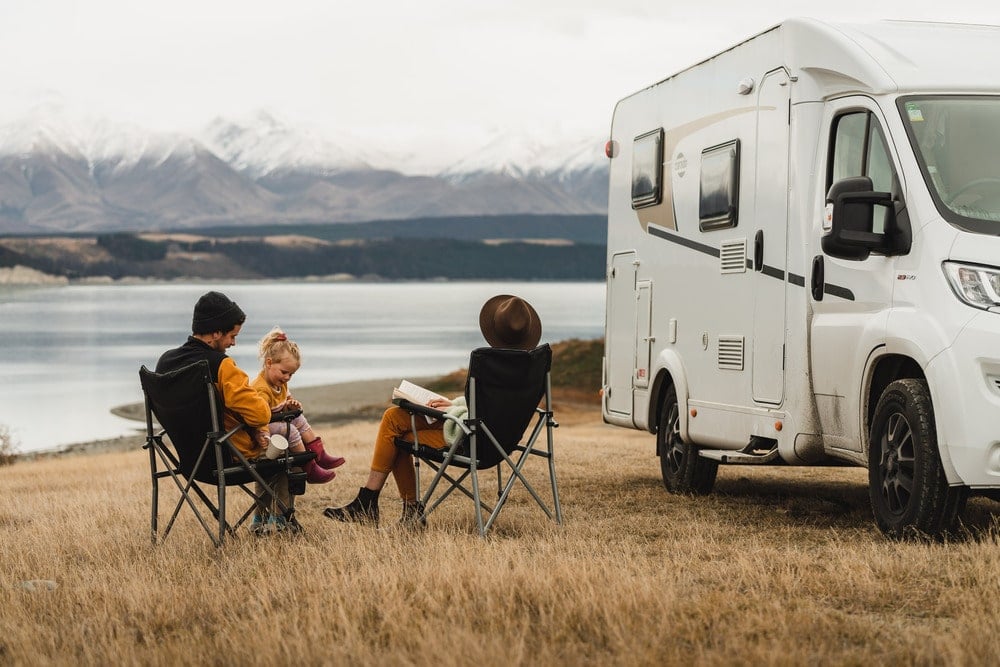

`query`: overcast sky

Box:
[2,0,999,149]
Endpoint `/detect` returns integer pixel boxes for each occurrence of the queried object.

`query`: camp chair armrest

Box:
[445,412,473,436]
[392,398,446,420]
[270,409,303,423]
[393,398,473,436]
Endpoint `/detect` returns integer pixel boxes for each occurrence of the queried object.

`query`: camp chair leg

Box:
[418,445,462,509]
[472,463,485,537]
[149,439,226,546]
[215,443,227,545]
[428,468,483,507]
[547,421,562,524]
[410,413,423,504]
[147,439,159,544]
[419,449,494,514]
[163,474,223,547]
[484,450,549,533]
[477,417,562,534]
[226,446,297,522]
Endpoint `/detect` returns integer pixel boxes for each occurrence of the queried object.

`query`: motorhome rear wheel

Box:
[657,385,718,495]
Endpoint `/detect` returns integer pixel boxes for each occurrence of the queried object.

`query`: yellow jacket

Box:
[219,358,272,458]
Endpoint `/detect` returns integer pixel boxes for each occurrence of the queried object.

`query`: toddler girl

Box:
[253,327,344,484]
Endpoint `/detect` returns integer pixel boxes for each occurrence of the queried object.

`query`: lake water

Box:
[0,281,605,453]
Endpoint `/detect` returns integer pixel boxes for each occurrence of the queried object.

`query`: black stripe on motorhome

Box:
[648,225,721,257]
[646,225,855,301]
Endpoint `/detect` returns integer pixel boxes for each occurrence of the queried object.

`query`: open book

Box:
[392,380,447,423]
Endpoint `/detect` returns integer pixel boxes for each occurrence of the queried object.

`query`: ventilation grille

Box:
[720,239,747,274]
[718,336,745,371]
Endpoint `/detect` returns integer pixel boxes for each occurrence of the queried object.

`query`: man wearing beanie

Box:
[156,291,294,532]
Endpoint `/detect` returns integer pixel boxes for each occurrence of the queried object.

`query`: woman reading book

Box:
[323,294,542,528]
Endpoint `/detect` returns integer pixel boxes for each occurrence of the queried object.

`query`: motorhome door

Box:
[606,251,638,416]
[751,68,790,405]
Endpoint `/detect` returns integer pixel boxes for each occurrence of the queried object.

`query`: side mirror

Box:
[822,176,895,261]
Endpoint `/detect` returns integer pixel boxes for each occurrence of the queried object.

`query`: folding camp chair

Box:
[393,344,562,536]
[139,360,315,547]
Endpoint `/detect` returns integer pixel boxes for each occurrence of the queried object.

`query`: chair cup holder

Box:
[288,472,307,496]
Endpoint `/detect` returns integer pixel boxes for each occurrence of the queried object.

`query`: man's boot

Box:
[400,500,427,530]
[324,487,380,525]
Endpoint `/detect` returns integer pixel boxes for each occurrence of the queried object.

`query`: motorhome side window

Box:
[698,140,740,231]
[631,129,663,208]
[829,111,896,233]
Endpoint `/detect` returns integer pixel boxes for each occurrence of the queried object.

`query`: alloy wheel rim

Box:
[879,411,916,515]
[665,403,684,473]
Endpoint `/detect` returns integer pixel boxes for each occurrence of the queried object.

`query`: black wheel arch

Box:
[649,370,674,451]
[866,353,925,451]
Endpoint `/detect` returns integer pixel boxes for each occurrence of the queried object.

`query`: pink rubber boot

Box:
[305,459,335,484]
[306,437,345,470]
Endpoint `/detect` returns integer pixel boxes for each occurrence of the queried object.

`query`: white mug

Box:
[265,433,289,459]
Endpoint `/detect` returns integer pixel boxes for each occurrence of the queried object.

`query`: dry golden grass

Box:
[2,404,999,666]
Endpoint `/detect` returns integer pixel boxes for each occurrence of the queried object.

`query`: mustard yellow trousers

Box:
[370,406,446,502]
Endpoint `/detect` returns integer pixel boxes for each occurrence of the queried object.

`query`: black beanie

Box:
[192,291,246,335]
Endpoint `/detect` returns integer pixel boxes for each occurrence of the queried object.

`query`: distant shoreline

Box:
[0,266,604,287]
[0,219,607,283]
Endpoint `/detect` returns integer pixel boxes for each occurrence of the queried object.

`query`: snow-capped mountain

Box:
[198,111,378,178]
[0,103,200,172]
[442,132,605,181]
[0,107,608,234]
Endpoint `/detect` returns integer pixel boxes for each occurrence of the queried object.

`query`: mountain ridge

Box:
[0,107,609,235]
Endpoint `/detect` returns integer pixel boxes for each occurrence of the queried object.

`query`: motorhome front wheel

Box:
[867,379,968,539]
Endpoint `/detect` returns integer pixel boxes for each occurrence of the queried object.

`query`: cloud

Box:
[2,0,1000,149]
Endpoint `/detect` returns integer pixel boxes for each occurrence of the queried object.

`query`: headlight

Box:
[943,261,1000,310]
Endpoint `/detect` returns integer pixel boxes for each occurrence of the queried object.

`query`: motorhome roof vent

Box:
[717,336,745,371]
[720,239,747,274]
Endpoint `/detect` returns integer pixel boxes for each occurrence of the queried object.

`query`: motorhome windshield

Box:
[900,96,1000,235]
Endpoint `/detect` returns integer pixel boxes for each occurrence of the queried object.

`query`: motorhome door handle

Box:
[811,255,824,301]
[754,230,764,271]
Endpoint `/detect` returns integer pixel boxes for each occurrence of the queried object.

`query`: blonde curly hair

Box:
[258,326,301,367]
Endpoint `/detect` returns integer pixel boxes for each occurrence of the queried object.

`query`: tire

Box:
[868,378,968,540]
[658,384,717,495]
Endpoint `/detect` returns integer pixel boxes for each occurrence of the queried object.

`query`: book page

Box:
[392,380,447,423]
[392,379,446,405]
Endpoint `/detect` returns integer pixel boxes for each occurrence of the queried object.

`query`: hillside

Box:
[0,214,606,282]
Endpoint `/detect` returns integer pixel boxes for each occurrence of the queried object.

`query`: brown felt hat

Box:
[479,295,541,350]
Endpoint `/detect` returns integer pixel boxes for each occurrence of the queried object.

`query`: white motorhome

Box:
[602,18,1000,538]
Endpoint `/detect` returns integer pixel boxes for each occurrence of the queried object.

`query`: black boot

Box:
[400,500,427,529]
[324,487,380,525]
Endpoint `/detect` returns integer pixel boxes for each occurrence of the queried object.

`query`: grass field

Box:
[2,399,999,666]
